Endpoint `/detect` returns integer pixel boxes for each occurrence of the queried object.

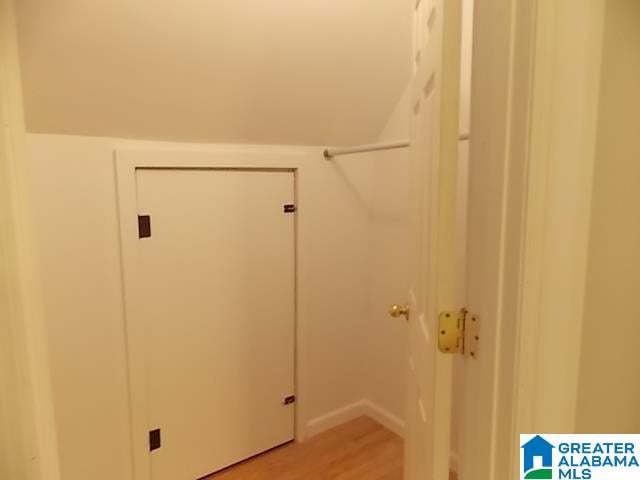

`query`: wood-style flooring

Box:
[209,416,456,480]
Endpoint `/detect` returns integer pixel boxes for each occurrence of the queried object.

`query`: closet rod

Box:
[323,140,409,159]
[324,134,470,159]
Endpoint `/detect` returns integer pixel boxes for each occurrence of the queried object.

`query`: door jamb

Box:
[510,0,606,436]
[462,0,606,476]
[0,2,60,479]
[479,0,607,476]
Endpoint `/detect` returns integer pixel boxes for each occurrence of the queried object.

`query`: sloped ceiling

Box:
[16,1,411,146]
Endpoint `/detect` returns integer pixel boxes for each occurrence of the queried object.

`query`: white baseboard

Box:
[304,401,368,439]
[361,400,405,438]
[304,401,458,471]
[304,399,405,440]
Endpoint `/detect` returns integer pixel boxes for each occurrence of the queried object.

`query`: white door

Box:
[133,169,295,480]
[404,0,462,478]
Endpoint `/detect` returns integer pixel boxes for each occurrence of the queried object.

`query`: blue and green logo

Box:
[522,435,555,479]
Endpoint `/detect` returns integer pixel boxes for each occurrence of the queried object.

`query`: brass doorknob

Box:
[389,304,410,320]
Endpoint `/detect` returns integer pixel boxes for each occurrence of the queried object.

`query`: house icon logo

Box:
[521,435,555,479]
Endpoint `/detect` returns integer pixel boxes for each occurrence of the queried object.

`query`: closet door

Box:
[134,169,295,480]
[404,0,462,478]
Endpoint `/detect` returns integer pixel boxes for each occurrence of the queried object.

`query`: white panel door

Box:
[405,0,462,478]
[134,169,295,480]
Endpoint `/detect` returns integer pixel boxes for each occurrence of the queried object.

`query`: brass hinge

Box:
[438,308,479,358]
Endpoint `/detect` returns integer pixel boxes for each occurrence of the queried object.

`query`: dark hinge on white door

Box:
[283,204,296,213]
[149,429,161,451]
[138,215,151,238]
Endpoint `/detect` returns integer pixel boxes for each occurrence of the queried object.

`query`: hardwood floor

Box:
[209,416,402,479]
[209,416,457,480]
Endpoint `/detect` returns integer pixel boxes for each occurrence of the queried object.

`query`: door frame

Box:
[115,150,301,480]
[0,1,60,479]
[509,0,605,466]
[464,0,606,477]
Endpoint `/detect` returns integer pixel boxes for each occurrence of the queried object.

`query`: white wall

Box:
[576,0,640,433]
[16,0,411,147]
[26,133,378,480]
[360,86,411,426]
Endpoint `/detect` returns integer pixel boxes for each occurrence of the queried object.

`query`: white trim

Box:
[303,399,405,440]
[512,0,605,432]
[303,401,369,440]
[0,2,60,479]
[506,0,606,476]
[459,0,536,476]
[460,0,606,477]
[361,400,405,438]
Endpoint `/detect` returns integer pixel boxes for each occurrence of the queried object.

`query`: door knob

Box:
[389,304,410,320]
